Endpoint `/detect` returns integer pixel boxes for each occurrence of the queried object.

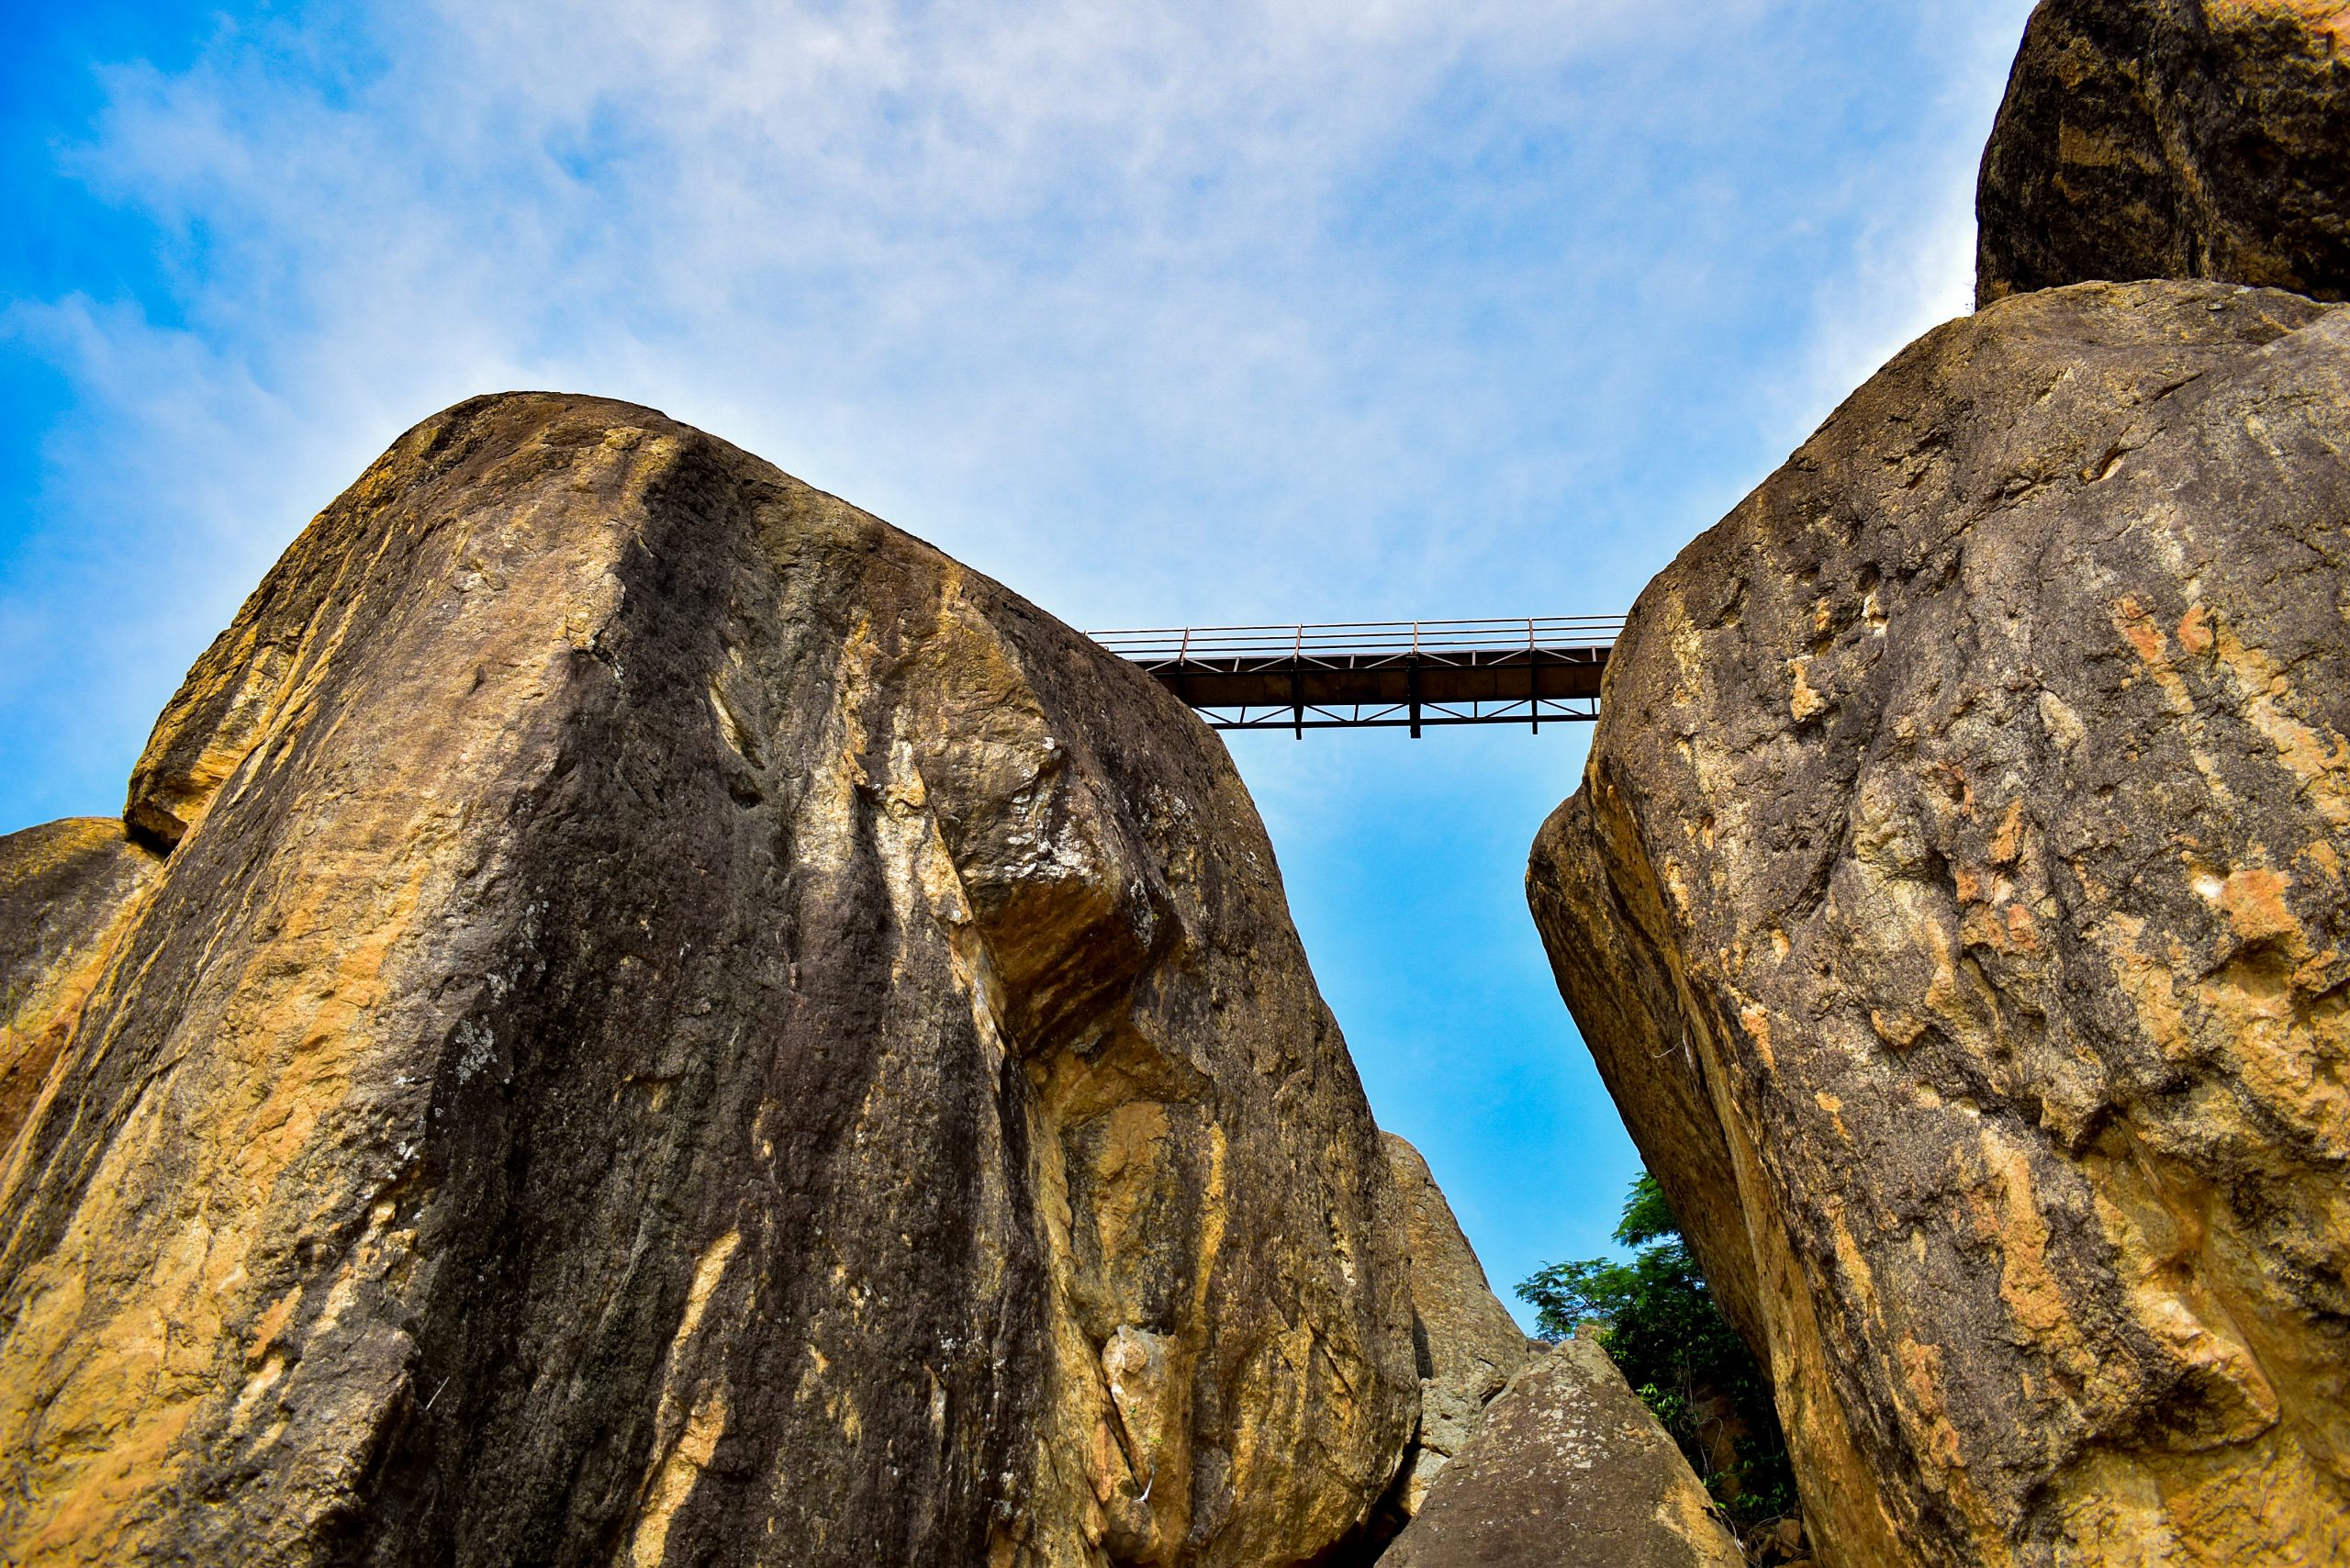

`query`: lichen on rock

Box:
[0,393,1417,1567]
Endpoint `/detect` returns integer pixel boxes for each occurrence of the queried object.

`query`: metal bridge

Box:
[1089,616,1621,735]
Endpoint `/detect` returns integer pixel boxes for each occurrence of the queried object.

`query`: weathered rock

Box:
[0,392,1418,1567]
[1977,0,2350,307]
[1379,1132,1529,1520]
[0,820,157,1158]
[1382,1334,1743,1568]
[1530,280,2350,1566]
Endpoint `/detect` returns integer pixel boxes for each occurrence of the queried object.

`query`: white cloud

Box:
[6,0,2033,823]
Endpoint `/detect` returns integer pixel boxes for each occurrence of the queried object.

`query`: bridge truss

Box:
[1088,616,1622,736]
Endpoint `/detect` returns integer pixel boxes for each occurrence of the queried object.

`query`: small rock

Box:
[1381,1333,1742,1568]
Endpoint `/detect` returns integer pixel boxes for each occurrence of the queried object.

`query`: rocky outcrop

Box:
[1977,0,2350,307]
[1379,1132,1529,1521]
[0,820,156,1156]
[1382,1334,1743,1568]
[0,392,1418,1566]
[1529,282,2350,1566]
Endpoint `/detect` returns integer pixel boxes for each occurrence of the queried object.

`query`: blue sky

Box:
[2,0,2038,1326]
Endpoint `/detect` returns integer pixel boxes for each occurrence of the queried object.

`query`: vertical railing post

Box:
[1408,621,1422,739]
[1291,623,1304,739]
[1175,625,1192,708]
[1528,616,1539,734]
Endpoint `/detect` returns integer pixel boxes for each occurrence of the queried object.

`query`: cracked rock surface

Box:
[0,392,1416,1567]
[1529,281,2350,1566]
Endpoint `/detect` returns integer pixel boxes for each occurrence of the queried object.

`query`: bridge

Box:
[1089,617,1622,735]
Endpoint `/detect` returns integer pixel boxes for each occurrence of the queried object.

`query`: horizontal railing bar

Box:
[1120,646,1610,662]
[1091,637,1620,652]
[1100,635,1617,650]
[1205,711,1600,731]
[1100,644,1617,661]
[1091,633,1621,647]
[1088,614,1623,635]
[1203,698,1600,718]
[1094,626,1617,641]
[1090,624,1617,644]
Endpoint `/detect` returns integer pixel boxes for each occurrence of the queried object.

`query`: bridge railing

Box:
[1088,615,1624,668]
[1086,616,1627,734]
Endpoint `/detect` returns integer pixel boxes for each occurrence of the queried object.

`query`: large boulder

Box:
[1529,283,2350,1566]
[1977,0,2350,307]
[1381,1334,1743,1568]
[0,393,1418,1567]
[1379,1132,1530,1521]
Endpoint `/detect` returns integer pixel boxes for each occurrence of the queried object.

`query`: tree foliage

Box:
[1517,1171,1797,1537]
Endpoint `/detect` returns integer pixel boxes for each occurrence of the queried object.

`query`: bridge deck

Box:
[1089,617,1622,734]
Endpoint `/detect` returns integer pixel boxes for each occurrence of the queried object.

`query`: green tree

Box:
[1518,1171,1797,1538]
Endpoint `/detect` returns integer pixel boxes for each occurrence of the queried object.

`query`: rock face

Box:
[0,393,1418,1567]
[1382,1334,1743,1568]
[0,821,157,1156]
[1977,0,2350,307]
[1529,283,2350,1566]
[1378,1132,1529,1521]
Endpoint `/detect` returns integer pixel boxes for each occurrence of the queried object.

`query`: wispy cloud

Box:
[3,0,2042,829]
[3,0,2042,1315]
